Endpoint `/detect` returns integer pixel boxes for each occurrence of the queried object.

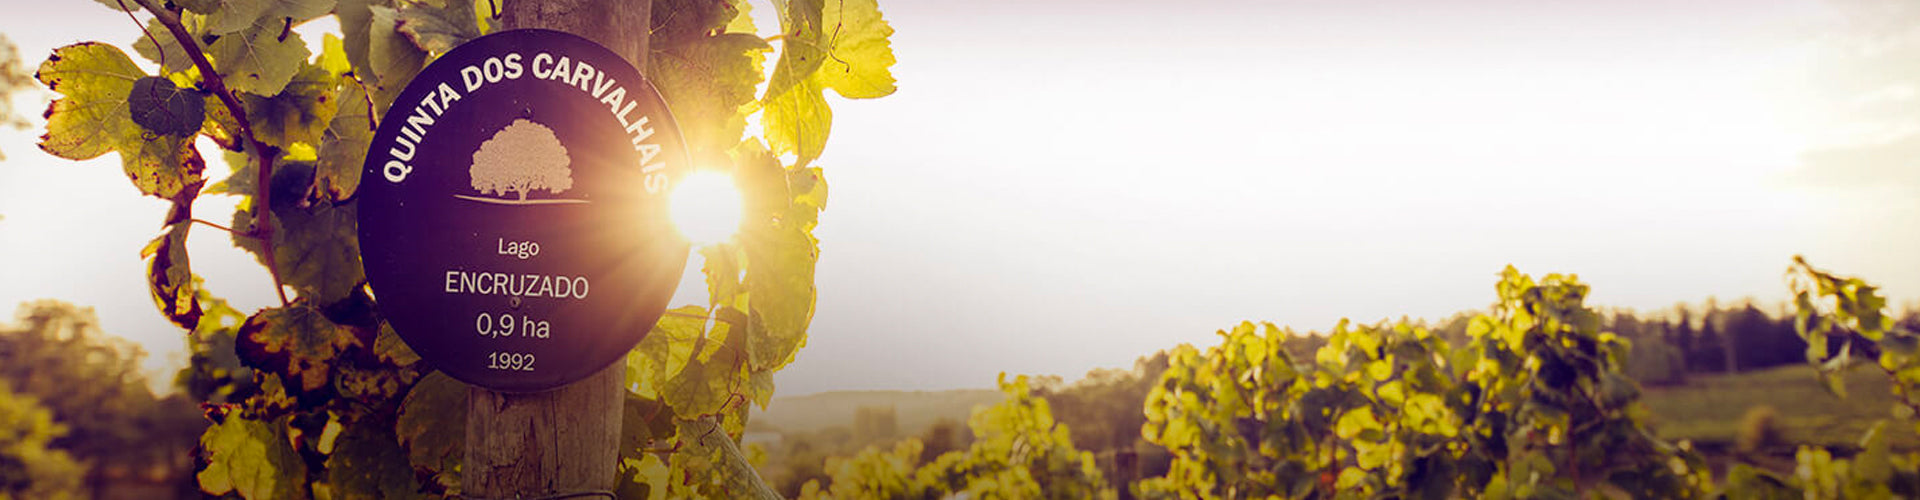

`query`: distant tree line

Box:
[756,405,977,497]
[0,301,205,499]
[1030,353,1172,499]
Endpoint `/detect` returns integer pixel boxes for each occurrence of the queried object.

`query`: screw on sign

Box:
[358,29,690,393]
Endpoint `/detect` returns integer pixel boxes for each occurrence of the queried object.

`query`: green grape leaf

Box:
[759,0,832,161]
[765,0,825,100]
[761,78,831,166]
[612,465,655,500]
[210,150,258,196]
[1335,407,1378,440]
[176,0,223,14]
[374,323,420,366]
[182,289,257,405]
[473,0,497,33]
[37,42,202,199]
[757,0,893,165]
[703,245,746,311]
[204,0,336,35]
[132,16,199,74]
[239,371,302,417]
[316,84,373,201]
[629,306,707,399]
[318,33,352,75]
[129,76,207,136]
[617,455,671,500]
[235,303,361,393]
[814,0,896,99]
[201,92,247,150]
[208,18,312,96]
[396,0,480,55]
[143,210,204,330]
[122,128,202,196]
[622,394,677,456]
[366,5,428,112]
[203,0,275,34]
[741,236,814,370]
[665,318,748,418]
[725,0,755,33]
[244,62,340,149]
[736,145,822,371]
[234,166,366,304]
[701,306,744,364]
[649,32,770,158]
[338,0,376,79]
[1364,359,1392,381]
[336,361,416,404]
[277,197,364,304]
[791,164,828,209]
[326,421,423,500]
[398,371,465,491]
[198,415,308,499]
[748,368,775,409]
[1376,380,1406,406]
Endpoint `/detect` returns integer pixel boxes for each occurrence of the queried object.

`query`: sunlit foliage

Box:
[0,382,84,500]
[34,0,897,496]
[1135,268,1710,499]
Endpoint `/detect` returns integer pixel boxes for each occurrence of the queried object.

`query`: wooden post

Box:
[464,365,624,497]
[462,0,649,498]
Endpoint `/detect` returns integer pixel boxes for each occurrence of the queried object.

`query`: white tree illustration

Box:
[470,119,573,201]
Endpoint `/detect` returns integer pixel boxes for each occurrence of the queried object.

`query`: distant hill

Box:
[752,389,1005,436]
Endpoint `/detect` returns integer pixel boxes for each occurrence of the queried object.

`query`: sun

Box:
[668,171,746,246]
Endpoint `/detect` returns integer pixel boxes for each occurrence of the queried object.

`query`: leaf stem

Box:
[113,0,168,70]
[663,309,742,325]
[639,445,680,454]
[677,417,780,500]
[131,0,290,306]
[190,218,249,236]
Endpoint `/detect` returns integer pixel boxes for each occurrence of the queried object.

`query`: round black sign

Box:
[358,29,690,393]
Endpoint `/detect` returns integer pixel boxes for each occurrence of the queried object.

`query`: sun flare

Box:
[668,171,746,247]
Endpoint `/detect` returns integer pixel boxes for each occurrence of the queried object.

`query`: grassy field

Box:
[1641,364,1917,452]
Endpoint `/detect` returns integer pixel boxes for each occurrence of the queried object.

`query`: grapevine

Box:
[1137,267,1709,500]
[809,263,1920,499]
[34,0,897,497]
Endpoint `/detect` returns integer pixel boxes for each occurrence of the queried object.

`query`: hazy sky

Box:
[2,0,1915,396]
